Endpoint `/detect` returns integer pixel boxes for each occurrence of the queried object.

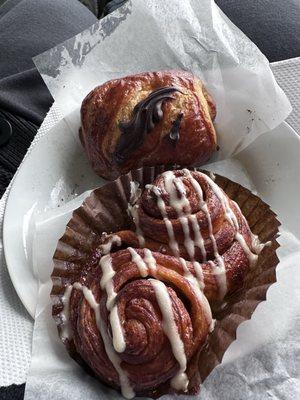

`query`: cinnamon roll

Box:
[51,167,279,398]
[80,70,217,180]
[55,248,212,398]
[111,169,264,302]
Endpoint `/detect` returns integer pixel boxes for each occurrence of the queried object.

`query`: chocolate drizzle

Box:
[113,86,182,164]
[168,112,183,147]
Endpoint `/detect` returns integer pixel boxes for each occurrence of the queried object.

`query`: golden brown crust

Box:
[80,70,217,180]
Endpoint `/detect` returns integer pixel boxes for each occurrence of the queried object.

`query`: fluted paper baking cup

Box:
[51,165,280,394]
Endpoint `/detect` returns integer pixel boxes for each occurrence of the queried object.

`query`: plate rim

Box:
[3,170,38,318]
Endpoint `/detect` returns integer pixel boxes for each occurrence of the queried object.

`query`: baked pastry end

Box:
[80,70,217,180]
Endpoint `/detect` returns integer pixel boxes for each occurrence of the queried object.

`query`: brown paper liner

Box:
[51,166,280,395]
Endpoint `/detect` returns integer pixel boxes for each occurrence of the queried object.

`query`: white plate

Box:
[3,117,105,318]
[3,120,300,318]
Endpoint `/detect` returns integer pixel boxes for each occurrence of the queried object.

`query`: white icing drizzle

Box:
[149,279,189,392]
[192,261,205,290]
[204,176,259,268]
[128,203,145,247]
[100,255,117,310]
[179,258,211,322]
[208,260,227,300]
[99,234,121,254]
[127,246,207,386]
[128,247,148,277]
[114,246,207,391]
[161,171,207,263]
[145,184,180,256]
[143,248,157,274]
[148,169,226,298]
[182,170,212,263]
[181,169,229,297]
[128,247,158,276]
[160,173,208,289]
[60,283,102,340]
[110,305,126,354]
[60,285,73,340]
[163,171,190,214]
[251,233,271,254]
[163,171,198,261]
[130,181,142,204]
[183,169,227,290]
[73,282,96,304]
[98,311,135,400]
[127,248,211,357]
[181,215,195,260]
[61,280,134,399]
[236,232,258,267]
[128,181,145,247]
[146,172,209,304]
[203,200,227,299]
[99,255,125,353]
[125,249,210,391]
[189,214,206,261]
[234,201,269,260]
[182,169,262,295]
[179,257,200,290]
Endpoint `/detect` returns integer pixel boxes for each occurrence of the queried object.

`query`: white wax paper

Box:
[33,0,291,160]
[24,160,300,400]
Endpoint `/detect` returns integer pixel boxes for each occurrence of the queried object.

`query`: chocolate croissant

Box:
[80,70,217,180]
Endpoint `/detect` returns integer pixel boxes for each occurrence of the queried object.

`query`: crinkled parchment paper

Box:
[34,0,291,160]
